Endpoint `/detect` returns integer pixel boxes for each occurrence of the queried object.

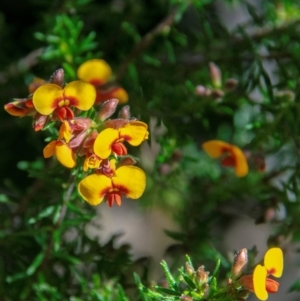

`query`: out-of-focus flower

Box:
[77,59,128,104]
[78,164,146,207]
[32,81,96,121]
[239,248,283,301]
[202,140,248,177]
[93,121,149,159]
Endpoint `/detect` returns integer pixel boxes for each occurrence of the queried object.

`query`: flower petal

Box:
[264,247,283,278]
[77,59,112,86]
[96,87,129,104]
[93,128,119,159]
[202,140,230,158]
[119,121,149,146]
[231,145,248,177]
[43,141,57,158]
[78,174,112,206]
[55,141,76,168]
[113,166,146,199]
[59,121,72,142]
[63,81,96,111]
[33,83,63,115]
[253,264,268,301]
[4,100,33,117]
[111,87,128,104]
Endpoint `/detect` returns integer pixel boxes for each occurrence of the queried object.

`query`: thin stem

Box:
[116,6,181,81]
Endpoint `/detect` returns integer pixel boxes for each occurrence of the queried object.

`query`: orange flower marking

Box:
[32,81,96,120]
[78,165,146,207]
[93,121,149,159]
[202,140,248,177]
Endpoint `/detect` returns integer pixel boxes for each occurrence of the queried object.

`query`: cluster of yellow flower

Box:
[4,59,148,207]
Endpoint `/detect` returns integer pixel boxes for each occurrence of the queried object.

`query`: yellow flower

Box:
[77,59,128,104]
[239,248,283,301]
[202,140,248,177]
[32,81,96,120]
[78,165,146,207]
[253,248,283,300]
[43,121,76,168]
[93,121,149,159]
[77,59,112,86]
[43,140,76,168]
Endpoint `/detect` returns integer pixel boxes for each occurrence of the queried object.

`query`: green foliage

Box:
[1,0,300,299]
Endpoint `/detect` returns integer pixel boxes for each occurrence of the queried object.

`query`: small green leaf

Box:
[27,252,45,275]
[154,286,180,296]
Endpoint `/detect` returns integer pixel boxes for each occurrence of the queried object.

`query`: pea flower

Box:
[43,121,76,168]
[77,59,128,104]
[202,140,248,177]
[32,80,96,121]
[4,69,68,131]
[78,163,146,207]
[93,121,149,159]
[239,247,283,301]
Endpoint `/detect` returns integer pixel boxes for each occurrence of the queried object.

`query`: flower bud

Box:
[196,266,209,284]
[104,118,129,129]
[224,78,238,91]
[195,85,207,96]
[71,117,93,131]
[119,105,131,119]
[232,248,248,277]
[28,77,47,94]
[211,89,224,100]
[69,130,88,149]
[98,98,119,121]
[185,262,195,276]
[159,163,172,175]
[33,113,48,131]
[49,68,64,87]
[118,156,137,167]
[209,62,222,88]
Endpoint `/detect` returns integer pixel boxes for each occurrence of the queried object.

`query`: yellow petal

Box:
[119,121,149,146]
[202,140,230,158]
[253,264,268,301]
[93,128,119,159]
[55,141,76,168]
[231,145,248,177]
[58,121,72,142]
[63,81,96,111]
[113,166,146,199]
[264,248,283,278]
[43,141,57,158]
[33,84,63,115]
[78,174,112,206]
[111,87,129,104]
[77,59,112,85]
